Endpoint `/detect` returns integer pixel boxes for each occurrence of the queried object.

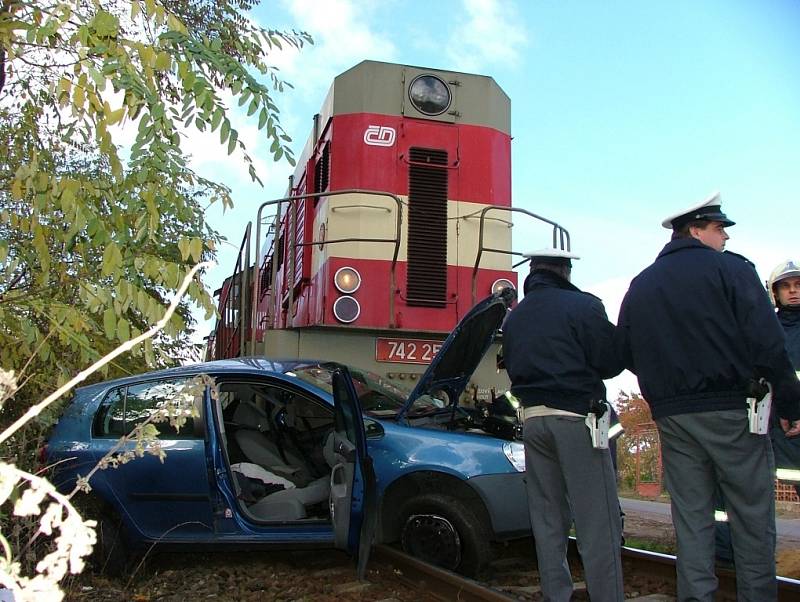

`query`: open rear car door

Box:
[330,366,377,579]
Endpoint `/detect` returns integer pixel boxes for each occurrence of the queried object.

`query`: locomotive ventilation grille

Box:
[406,147,448,307]
[314,142,330,193]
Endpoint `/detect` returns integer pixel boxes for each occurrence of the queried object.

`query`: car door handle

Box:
[335,442,356,462]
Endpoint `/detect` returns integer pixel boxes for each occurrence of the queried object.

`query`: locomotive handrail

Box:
[214,223,251,360]
[250,189,404,352]
[471,205,571,305]
[457,214,514,227]
[331,204,392,213]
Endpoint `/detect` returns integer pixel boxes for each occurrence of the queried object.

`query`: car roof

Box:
[74,357,321,396]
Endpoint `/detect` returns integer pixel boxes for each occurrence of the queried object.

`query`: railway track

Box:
[372,542,800,601]
[64,540,800,601]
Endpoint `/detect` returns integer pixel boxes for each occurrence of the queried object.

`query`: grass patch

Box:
[623,536,675,555]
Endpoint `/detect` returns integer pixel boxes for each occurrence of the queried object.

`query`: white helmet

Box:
[768,260,800,307]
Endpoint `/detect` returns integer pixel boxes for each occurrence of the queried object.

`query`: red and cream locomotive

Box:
[207,60,563,400]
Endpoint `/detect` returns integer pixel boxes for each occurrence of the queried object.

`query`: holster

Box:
[585,400,611,449]
[746,378,771,435]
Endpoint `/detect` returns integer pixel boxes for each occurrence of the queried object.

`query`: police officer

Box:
[768,260,800,491]
[616,193,800,601]
[716,259,800,566]
[770,260,800,368]
[502,248,625,602]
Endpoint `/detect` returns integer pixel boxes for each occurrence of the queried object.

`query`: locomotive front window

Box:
[408,75,451,116]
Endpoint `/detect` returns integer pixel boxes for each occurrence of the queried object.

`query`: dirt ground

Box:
[61,507,800,601]
[64,548,419,602]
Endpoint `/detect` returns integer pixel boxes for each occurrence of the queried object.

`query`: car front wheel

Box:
[398,492,491,577]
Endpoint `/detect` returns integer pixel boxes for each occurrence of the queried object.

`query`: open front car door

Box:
[330,366,377,579]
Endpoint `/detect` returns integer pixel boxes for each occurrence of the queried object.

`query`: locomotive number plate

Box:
[375,338,443,365]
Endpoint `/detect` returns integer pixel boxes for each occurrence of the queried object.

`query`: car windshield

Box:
[287,363,411,417]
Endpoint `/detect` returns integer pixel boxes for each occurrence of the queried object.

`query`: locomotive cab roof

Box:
[294,60,511,175]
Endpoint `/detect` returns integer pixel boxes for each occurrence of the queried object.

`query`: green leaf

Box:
[220,119,230,144]
[177,237,190,261]
[91,10,120,38]
[117,317,130,342]
[189,237,203,261]
[227,130,238,155]
[211,108,223,131]
[237,88,251,106]
[101,242,123,276]
[107,107,125,125]
[103,308,117,339]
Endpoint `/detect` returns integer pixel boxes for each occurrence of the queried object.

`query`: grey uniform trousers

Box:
[523,415,624,602]
[657,410,776,602]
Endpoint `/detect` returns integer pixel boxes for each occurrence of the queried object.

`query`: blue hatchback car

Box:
[47,290,529,576]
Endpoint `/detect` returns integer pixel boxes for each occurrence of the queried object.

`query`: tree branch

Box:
[0,261,214,446]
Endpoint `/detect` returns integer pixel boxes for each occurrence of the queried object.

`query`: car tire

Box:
[94,513,129,576]
[398,492,492,577]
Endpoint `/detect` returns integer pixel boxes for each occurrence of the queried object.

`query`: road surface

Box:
[621,497,800,543]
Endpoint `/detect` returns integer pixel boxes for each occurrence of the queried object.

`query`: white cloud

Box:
[276,0,397,97]
[106,90,281,194]
[178,92,279,191]
[446,0,527,72]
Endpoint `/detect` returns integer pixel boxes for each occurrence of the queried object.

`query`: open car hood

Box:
[397,287,516,420]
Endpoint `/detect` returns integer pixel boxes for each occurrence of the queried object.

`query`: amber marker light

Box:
[334,266,361,294]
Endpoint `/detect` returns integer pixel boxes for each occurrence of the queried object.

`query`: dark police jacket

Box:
[502,269,623,414]
[779,308,800,369]
[616,238,800,421]
[772,308,800,474]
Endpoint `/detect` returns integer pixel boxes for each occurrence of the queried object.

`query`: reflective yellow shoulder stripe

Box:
[504,391,521,408]
[714,510,729,522]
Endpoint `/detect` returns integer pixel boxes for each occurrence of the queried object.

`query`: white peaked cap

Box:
[661,191,735,229]
[523,248,580,261]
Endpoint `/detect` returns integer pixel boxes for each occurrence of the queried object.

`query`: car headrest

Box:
[232,400,269,431]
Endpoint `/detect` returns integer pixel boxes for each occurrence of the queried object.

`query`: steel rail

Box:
[371,544,516,602]
[372,541,800,601]
[617,545,800,601]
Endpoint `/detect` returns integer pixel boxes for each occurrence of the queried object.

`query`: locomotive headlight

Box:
[334,267,361,294]
[503,441,526,473]
[408,75,451,116]
[333,296,361,323]
[491,278,515,295]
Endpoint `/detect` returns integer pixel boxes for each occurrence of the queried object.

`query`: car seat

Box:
[232,399,310,485]
[244,431,338,521]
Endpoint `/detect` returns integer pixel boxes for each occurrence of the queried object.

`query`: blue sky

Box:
[193,0,800,393]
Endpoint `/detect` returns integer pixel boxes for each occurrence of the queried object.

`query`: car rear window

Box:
[93,378,198,439]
